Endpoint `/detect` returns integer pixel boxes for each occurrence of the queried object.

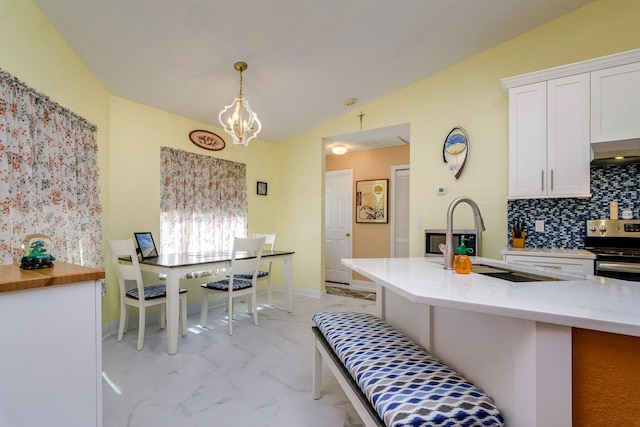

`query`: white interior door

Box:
[391,165,410,257]
[325,170,352,284]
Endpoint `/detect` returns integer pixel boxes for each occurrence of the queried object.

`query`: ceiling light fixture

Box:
[218,61,262,147]
[332,146,347,155]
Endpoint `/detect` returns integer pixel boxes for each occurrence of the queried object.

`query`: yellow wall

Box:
[326,145,410,281]
[106,97,280,314]
[284,0,640,263]
[108,96,278,240]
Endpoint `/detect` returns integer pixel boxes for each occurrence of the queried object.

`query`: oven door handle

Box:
[597,262,640,273]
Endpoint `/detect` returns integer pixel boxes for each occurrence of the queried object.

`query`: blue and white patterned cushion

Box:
[233,270,269,279]
[312,311,504,427]
[202,278,253,291]
[126,284,187,300]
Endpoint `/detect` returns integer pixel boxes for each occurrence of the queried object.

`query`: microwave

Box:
[425,229,478,257]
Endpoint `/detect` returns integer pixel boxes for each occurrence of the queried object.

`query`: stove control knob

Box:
[599,224,608,233]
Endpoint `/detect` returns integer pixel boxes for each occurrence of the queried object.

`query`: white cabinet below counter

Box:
[0,262,105,427]
[502,248,595,276]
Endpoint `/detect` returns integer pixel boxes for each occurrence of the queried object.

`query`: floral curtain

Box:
[0,70,103,268]
[160,147,247,254]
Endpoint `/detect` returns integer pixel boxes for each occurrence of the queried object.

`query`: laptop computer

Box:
[133,232,159,260]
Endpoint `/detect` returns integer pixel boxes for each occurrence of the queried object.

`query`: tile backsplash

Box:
[507,163,639,248]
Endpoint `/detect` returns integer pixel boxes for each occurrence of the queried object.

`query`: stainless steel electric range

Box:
[585,219,640,281]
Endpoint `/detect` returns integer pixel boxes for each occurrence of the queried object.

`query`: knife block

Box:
[512,232,525,248]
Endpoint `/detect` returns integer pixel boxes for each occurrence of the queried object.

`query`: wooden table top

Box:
[0,261,105,293]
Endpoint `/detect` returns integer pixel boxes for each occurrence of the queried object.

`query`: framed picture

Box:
[356,179,388,223]
[133,232,159,259]
[257,181,268,196]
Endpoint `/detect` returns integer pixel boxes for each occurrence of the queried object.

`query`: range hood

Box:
[591,139,640,167]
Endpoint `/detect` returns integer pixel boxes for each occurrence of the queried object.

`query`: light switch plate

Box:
[535,220,545,232]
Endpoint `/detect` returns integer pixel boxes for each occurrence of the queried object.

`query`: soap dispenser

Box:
[454,238,472,274]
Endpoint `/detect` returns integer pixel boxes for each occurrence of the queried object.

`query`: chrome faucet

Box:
[444,197,486,270]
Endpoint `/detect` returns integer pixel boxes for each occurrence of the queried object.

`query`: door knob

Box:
[346,233,351,237]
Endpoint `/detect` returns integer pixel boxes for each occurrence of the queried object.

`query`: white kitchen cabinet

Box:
[508,73,591,199]
[503,253,594,276]
[591,61,640,144]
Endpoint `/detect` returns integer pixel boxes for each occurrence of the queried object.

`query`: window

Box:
[159,147,247,254]
[0,70,103,267]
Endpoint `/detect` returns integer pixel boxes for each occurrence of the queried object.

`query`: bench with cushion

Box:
[312,311,504,427]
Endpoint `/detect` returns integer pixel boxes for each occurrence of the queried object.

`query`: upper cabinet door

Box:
[508,75,591,200]
[508,82,547,198]
[591,61,640,143]
[547,73,591,198]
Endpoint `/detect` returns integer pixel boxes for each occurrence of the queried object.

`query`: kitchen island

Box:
[342,256,640,427]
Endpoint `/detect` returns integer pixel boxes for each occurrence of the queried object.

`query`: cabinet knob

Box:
[346,233,351,237]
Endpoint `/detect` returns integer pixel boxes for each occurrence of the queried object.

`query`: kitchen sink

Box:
[472,264,563,282]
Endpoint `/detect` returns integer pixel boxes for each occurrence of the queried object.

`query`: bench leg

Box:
[313,337,322,399]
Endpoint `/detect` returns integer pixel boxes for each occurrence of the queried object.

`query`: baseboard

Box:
[262,283,322,299]
[349,280,376,291]
[293,287,322,299]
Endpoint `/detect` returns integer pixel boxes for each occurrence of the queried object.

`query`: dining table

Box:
[138,249,294,355]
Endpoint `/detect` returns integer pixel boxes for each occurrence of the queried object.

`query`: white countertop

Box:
[501,247,595,259]
[342,257,640,338]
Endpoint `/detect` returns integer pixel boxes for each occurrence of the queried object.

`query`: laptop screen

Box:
[133,232,158,259]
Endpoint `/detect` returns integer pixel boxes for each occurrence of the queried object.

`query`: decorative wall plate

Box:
[189,130,226,151]
[442,126,469,180]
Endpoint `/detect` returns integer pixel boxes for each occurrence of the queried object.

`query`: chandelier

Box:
[218,61,262,146]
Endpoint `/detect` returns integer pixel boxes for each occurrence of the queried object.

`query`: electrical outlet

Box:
[535,220,545,232]
[416,219,423,229]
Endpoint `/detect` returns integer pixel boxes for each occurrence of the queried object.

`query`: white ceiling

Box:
[33,0,593,144]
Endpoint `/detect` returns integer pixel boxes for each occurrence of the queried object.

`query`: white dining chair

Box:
[234,233,277,305]
[107,238,187,350]
[200,236,265,335]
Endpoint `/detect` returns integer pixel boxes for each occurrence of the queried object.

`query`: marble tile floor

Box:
[102,293,376,427]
